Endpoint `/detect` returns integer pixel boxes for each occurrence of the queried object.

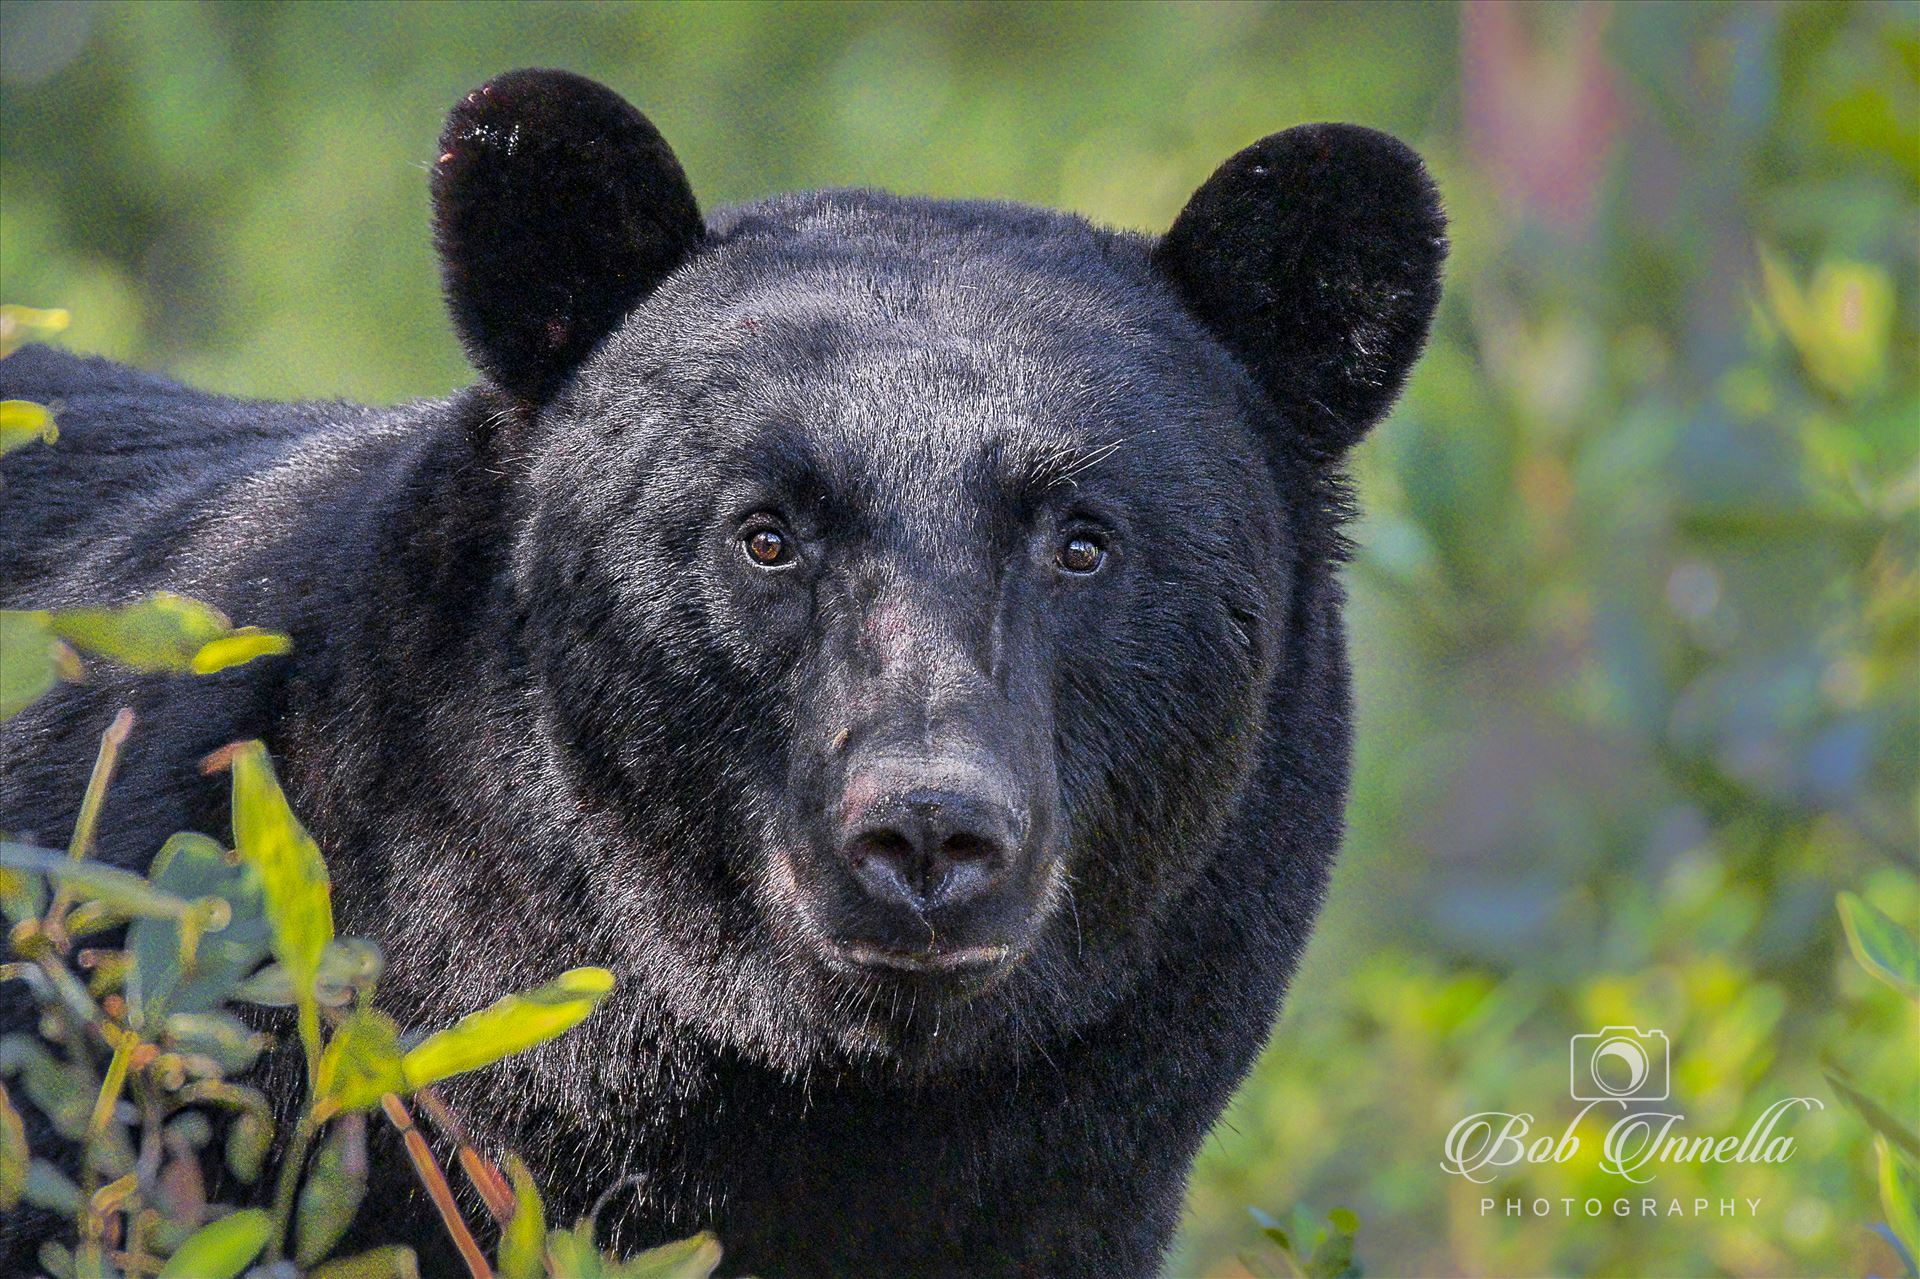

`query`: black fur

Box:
[1156,123,1447,457]
[1,71,1444,1277]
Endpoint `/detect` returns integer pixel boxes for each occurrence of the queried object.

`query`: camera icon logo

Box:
[1570,1026,1670,1103]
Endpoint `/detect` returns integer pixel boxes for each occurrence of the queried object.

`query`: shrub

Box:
[1,586,719,1277]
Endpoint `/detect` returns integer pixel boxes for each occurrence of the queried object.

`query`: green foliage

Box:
[542,1227,722,1279]
[399,968,615,1095]
[158,1209,272,1279]
[0,594,291,719]
[1246,1205,1363,1279]
[499,1156,547,1279]
[1878,1137,1920,1273]
[1832,892,1920,1277]
[44,594,291,675]
[0,610,66,719]
[0,399,58,457]
[229,738,335,1079]
[0,603,708,1274]
[0,304,69,358]
[1839,892,1920,999]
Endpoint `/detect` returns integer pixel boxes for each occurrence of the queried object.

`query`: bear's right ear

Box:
[432,69,704,404]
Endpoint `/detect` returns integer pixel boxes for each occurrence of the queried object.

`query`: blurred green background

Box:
[2,2,1914,1275]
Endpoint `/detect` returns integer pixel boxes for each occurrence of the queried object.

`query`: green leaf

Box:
[0,842,196,920]
[233,937,383,1008]
[23,1157,82,1215]
[164,1011,271,1074]
[0,610,58,720]
[611,1232,724,1279]
[308,1246,421,1279]
[128,833,270,1029]
[1304,1226,1359,1279]
[1826,1071,1920,1159]
[0,304,69,358]
[318,1008,406,1113]
[1328,1207,1360,1235]
[0,861,48,924]
[296,1114,369,1266]
[229,741,333,1071]
[156,1207,272,1279]
[48,592,232,672]
[545,1221,607,1279]
[225,1108,274,1184]
[1839,892,1920,999]
[1261,1226,1294,1255]
[0,1081,26,1212]
[192,627,293,674]
[498,1154,547,1279]
[0,399,57,456]
[1881,1137,1920,1266]
[401,967,614,1091]
[1,1035,92,1141]
[13,594,290,683]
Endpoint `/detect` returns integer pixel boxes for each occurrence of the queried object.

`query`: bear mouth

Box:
[822,939,1015,981]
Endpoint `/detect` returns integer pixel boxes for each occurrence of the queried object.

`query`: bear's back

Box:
[0,346,389,609]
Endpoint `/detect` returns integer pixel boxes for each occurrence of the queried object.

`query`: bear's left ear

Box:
[1154,124,1447,457]
[432,69,705,404]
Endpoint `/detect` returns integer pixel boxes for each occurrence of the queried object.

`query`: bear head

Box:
[427,69,1445,1074]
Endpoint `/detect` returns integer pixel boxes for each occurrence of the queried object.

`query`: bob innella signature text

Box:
[1442,1098,1823,1185]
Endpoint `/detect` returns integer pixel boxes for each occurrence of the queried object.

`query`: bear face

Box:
[516,194,1293,1072]
[423,70,1446,1076]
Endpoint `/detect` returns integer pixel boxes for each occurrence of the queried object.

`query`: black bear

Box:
[1,69,1444,1276]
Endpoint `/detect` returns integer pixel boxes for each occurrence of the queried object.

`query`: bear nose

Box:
[841,786,1018,912]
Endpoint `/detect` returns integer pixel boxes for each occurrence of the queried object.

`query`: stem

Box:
[382,1093,494,1279]
[135,1085,164,1213]
[266,1111,319,1262]
[46,708,134,939]
[86,1030,134,1144]
[417,1087,514,1224]
[297,997,324,1095]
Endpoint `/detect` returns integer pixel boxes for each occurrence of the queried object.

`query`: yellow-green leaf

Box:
[1826,1070,1920,1158]
[1,841,196,920]
[157,1207,273,1279]
[230,741,334,1071]
[0,304,69,358]
[49,592,233,673]
[309,1246,421,1279]
[193,627,294,674]
[319,1008,406,1113]
[225,1108,273,1184]
[615,1232,724,1279]
[296,1114,369,1265]
[499,1154,547,1279]
[544,1222,602,1278]
[1879,1137,1920,1263]
[0,1081,27,1212]
[0,610,58,720]
[0,399,57,456]
[1839,892,1920,999]
[402,967,614,1090]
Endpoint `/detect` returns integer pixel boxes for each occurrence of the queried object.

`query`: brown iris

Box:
[744,528,790,567]
[1058,534,1106,574]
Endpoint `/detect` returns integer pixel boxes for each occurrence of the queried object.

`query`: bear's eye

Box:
[741,525,794,569]
[1056,534,1107,575]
